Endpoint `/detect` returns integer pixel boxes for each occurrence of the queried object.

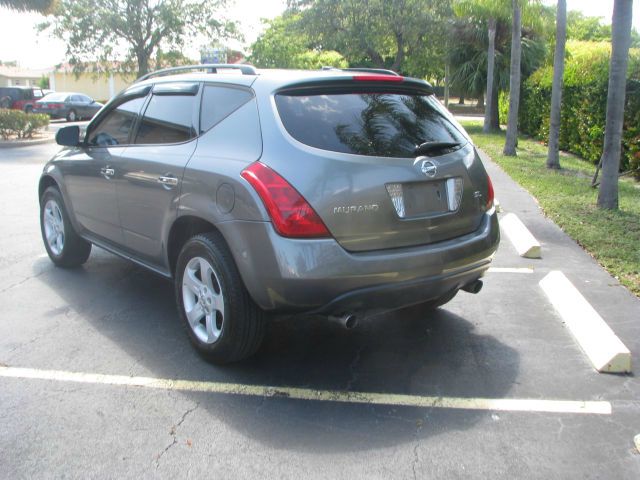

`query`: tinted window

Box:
[200,85,253,133]
[87,96,145,146]
[275,92,468,158]
[134,94,196,144]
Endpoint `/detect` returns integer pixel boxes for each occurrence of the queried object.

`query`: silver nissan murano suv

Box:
[39,65,499,363]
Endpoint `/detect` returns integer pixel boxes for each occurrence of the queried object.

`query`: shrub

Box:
[0,109,50,140]
[501,41,640,177]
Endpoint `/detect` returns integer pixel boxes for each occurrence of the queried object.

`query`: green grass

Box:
[460,120,640,297]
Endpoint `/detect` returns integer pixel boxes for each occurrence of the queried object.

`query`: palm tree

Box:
[503,0,522,155]
[454,0,512,133]
[546,0,566,169]
[597,0,634,209]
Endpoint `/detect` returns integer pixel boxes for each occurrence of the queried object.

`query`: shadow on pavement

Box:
[34,251,520,453]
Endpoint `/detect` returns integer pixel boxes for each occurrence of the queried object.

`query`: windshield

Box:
[275,91,468,158]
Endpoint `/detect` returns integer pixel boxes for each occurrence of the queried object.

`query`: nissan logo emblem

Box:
[420,160,437,177]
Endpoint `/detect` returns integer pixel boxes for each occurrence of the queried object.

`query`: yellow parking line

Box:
[0,366,611,415]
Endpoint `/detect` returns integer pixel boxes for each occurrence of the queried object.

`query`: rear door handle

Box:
[157,175,179,188]
[100,167,115,178]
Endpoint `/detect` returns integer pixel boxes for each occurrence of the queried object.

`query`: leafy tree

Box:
[546,0,566,169]
[248,14,347,69]
[288,0,452,78]
[0,0,55,12]
[39,0,236,77]
[597,0,634,210]
[567,10,640,49]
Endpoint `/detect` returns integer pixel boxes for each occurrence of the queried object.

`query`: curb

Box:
[500,213,542,258]
[540,270,632,373]
[0,134,55,148]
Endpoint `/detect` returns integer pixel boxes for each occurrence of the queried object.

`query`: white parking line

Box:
[500,213,542,259]
[487,267,534,274]
[0,366,611,415]
[540,271,632,373]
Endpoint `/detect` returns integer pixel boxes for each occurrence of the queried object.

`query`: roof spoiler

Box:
[135,64,258,83]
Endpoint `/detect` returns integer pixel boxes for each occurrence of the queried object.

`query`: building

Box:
[0,66,50,87]
[49,63,135,102]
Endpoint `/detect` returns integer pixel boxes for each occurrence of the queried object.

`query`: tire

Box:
[40,186,92,268]
[0,96,10,109]
[24,105,33,114]
[175,232,266,364]
[422,289,458,311]
[67,110,77,122]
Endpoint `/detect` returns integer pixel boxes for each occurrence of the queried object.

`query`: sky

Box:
[0,0,637,70]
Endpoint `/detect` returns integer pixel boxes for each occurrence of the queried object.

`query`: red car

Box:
[0,86,45,113]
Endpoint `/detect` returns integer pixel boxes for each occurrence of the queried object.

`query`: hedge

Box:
[501,41,640,176]
[0,109,50,140]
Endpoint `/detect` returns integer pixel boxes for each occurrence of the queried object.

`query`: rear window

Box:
[275,92,468,158]
[43,93,69,102]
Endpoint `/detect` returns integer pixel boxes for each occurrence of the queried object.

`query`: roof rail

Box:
[321,66,401,77]
[135,64,258,83]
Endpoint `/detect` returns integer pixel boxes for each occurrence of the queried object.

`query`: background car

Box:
[0,86,45,112]
[34,92,104,121]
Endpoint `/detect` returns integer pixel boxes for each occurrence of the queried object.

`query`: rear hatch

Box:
[266,76,492,252]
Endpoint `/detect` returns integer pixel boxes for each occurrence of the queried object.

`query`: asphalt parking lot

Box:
[1,142,639,479]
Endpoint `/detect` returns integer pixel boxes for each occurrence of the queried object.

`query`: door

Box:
[62,95,147,245]
[116,83,200,266]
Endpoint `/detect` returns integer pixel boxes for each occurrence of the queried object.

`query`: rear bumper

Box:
[217,208,499,315]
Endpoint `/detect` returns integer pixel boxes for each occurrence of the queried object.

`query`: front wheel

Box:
[40,186,92,267]
[175,232,266,364]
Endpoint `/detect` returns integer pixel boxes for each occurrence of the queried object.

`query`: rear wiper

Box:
[414,141,460,156]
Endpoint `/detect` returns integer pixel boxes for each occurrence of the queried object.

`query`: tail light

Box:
[241,162,330,238]
[50,103,64,109]
[486,175,495,209]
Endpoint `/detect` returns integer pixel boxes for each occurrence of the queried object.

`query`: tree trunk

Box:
[503,0,522,156]
[597,0,633,209]
[458,95,465,105]
[444,62,450,108]
[136,49,150,77]
[490,74,500,129]
[477,93,484,109]
[547,0,567,169]
[483,17,497,133]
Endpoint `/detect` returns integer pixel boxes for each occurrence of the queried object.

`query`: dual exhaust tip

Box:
[327,280,483,330]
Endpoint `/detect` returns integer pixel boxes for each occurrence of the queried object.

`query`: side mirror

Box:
[56,126,80,147]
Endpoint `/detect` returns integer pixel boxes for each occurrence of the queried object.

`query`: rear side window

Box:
[200,85,253,133]
[86,96,145,146]
[134,94,196,144]
[275,92,468,158]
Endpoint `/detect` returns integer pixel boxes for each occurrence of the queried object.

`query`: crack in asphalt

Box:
[155,402,200,469]
[0,268,48,294]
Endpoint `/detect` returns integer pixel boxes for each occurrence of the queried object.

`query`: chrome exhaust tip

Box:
[328,313,359,329]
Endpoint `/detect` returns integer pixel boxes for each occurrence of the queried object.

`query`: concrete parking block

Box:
[500,213,542,259]
[540,271,632,373]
